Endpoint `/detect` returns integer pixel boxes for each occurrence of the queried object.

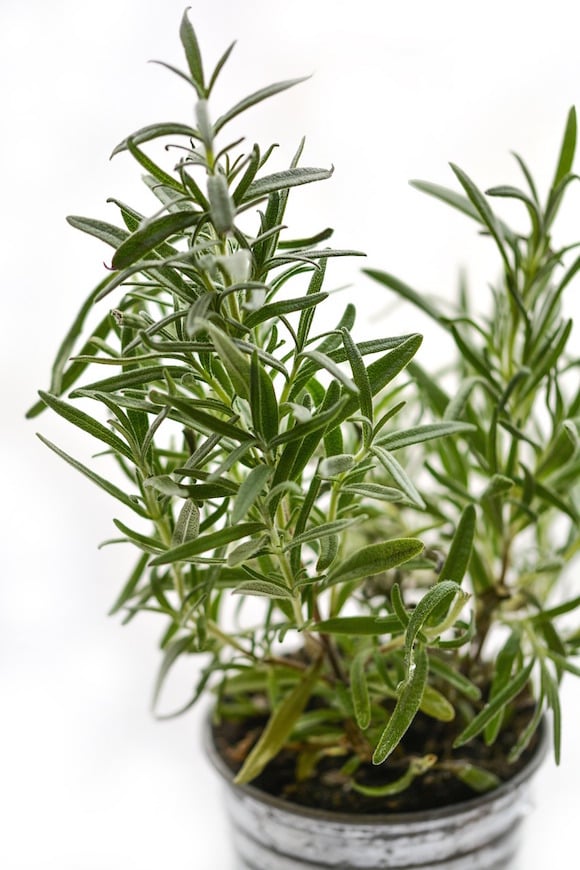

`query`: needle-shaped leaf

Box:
[244,291,328,329]
[484,631,520,745]
[234,660,322,784]
[377,421,475,451]
[214,76,309,134]
[152,635,196,714]
[449,164,510,269]
[150,522,266,565]
[341,327,373,443]
[66,215,128,248]
[110,122,199,158]
[179,10,205,94]
[354,755,436,796]
[244,166,334,201]
[37,435,148,517]
[325,538,423,588]
[284,518,358,551]
[364,269,449,327]
[231,465,271,524]
[232,579,294,599]
[404,581,462,664]
[350,651,371,730]
[112,518,164,553]
[38,391,135,462]
[371,446,425,509]
[205,322,251,400]
[438,504,476,585]
[112,210,201,270]
[373,645,428,765]
[453,659,534,747]
[342,483,403,502]
[108,552,149,615]
[172,500,200,546]
[310,615,403,636]
[551,106,577,192]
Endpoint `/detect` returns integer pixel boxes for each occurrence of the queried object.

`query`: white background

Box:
[2,1,579,867]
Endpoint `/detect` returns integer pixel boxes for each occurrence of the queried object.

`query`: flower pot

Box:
[204,715,548,870]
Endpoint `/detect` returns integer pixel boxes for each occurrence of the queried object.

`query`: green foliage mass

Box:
[31,11,579,799]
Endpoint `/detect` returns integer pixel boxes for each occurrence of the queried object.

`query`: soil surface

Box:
[212,697,541,814]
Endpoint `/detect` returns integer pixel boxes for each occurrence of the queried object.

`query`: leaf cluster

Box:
[31,11,580,801]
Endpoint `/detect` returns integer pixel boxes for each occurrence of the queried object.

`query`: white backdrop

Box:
[2,1,579,867]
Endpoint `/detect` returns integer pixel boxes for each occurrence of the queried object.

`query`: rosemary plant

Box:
[30,10,579,805]
[366,110,580,771]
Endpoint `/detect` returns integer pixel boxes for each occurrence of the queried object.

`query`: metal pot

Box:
[205,716,548,870]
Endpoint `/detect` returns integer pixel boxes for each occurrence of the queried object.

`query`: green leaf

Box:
[420,685,455,722]
[318,454,356,478]
[112,518,163,553]
[205,322,251,400]
[231,465,271,524]
[226,535,268,568]
[351,651,371,730]
[373,645,428,765]
[453,659,534,747]
[279,227,334,250]
[363,269,449,326]
[214,77,309,135]
[208,40,236,95]
[270,397,350,448]
[244,291,328,329]
[152,635,195,714]
[143,475,189,498]
[244,166,334,201]
[66,215,128,248]
[250,352,279,442]
[300,350,358,394]
[150,522,266,565]
[342,483,403,502]
[371,446,425,509]
[72,366,191,396]
[172,500,200,546]
[428,656,481,700]
[232,579,294,599]
[179,9,205,94]
[480,474,514,500]
[449,164,510,269]
[149,391,249,442]
[112,211,201,270]
[450,762,501,793]
[404,581,463,662]
[207,173,235,235]
[108,552,149,615]
[234,660,322,784]
[551,106,577,192]
[353,755,436,797]
[377,421,475,451]
[37,434,147,517]
[310,615,402,636]
[37,391,135,462]
[484,632,520,745]
[285,518,359,551]
[341,327,373,443]
[110,122,199,157]
[325,538,423,588]
[439,504,476,585]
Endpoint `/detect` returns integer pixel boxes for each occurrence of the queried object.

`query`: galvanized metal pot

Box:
[205,717,548,870]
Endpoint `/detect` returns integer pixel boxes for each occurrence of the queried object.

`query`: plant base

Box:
[205,715,548,869]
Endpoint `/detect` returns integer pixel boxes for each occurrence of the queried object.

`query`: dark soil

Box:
[212,696,541,814]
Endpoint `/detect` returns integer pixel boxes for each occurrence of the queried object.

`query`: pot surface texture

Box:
[205,717,548,870]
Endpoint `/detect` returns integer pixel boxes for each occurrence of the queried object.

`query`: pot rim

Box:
[204,708,549,826]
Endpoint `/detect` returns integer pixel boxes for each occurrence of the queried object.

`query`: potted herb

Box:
[29,11,579,869]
